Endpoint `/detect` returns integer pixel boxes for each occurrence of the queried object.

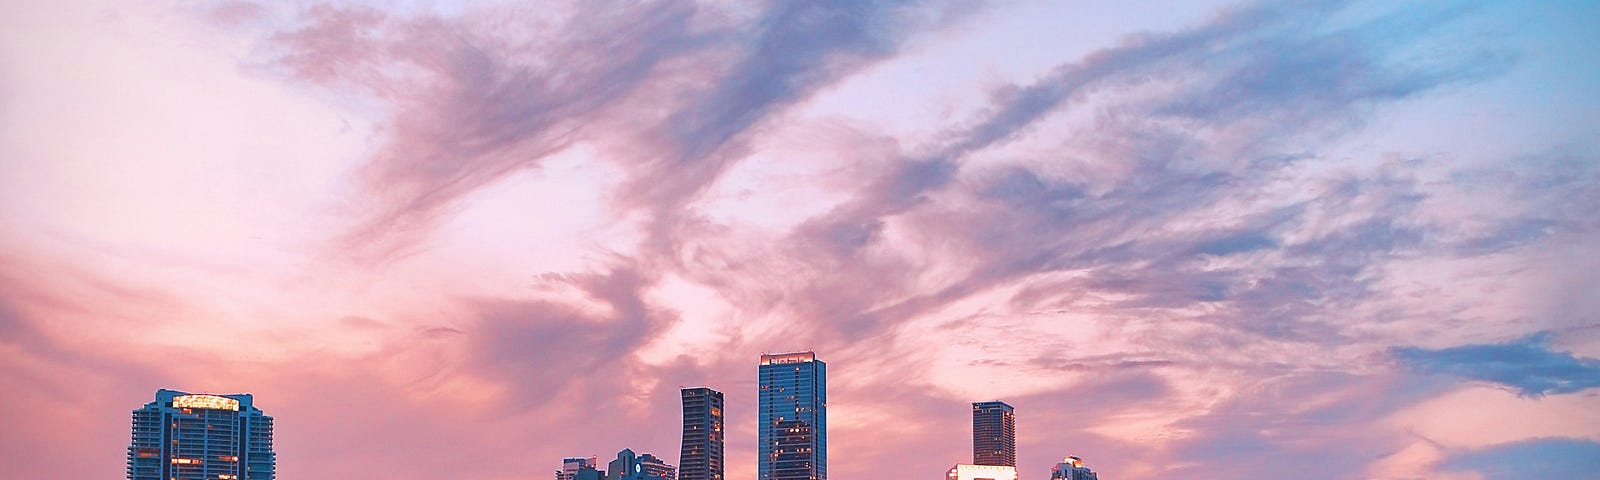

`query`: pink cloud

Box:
[1,1,1596,480]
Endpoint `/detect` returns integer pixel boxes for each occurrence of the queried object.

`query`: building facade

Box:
[640,453,675,480]
[771,420,816,480]
[127,389,275,480]
[758,351,826,480]
[1049,456,1098,480]
[972,401,1016,467]
[559,456,601,480]
[946,464,1019,480]
[605,448,676,480]
[679,387,725,480]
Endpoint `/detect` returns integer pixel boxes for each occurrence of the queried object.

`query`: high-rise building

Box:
[1050,456,1098,480]
[945,464,1019,480]
[758,351,826,480]
[559,456,601,480]
[972,401,1015,467]
[605,448,675,480]
[127,389,275,480]
[680,387,725,480]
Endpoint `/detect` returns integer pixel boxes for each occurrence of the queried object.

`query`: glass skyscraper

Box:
[127,389,275,480]
[758,351,825,480]
[679,387,724,480]
[972,401,1015,467]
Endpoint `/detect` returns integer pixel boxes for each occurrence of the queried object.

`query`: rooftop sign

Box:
[173,395,240,411]
[760,352,816,365]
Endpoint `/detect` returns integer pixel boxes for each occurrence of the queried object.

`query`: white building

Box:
[946,463,1019,480]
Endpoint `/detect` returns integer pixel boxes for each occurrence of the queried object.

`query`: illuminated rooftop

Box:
[173,394,241,411]
[760,351,817,365]
[150,389,255,413]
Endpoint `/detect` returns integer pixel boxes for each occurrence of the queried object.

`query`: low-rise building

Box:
[946,463,1019,480]
[1049,456,1098,480]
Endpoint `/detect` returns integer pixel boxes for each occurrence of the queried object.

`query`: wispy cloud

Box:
[1,0,1596,479]
[265,1,975,263]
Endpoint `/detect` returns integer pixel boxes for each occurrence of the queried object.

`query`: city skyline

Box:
[557,355,1094,480]
[130,360,1088,480]
[4,1,1599,479]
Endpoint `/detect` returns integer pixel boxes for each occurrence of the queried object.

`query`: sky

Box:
[1,0,1598,479]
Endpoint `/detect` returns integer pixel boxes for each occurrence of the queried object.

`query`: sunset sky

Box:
[2,0,1599,479]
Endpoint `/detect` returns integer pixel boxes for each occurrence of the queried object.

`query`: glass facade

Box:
[758,352,825,480]
[127,389,274,480]
[679,387,724,480]
[972,401,1015,467]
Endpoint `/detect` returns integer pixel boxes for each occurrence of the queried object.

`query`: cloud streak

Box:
[1443,437,1600,479]
[266,1,975,263]
[1395,332,1600,396]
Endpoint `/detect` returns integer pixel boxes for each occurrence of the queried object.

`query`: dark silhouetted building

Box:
[758,351,826,480]
[680,387,724,480]
[973,401,1015,467]
[606,448,675,480]
[127,389,274,480]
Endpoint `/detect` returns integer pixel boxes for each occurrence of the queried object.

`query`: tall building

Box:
[680,387,725,480]
[972,401,1015,467]
[1050,456,1098,480]
[605,448,676,480]
[758,351,826,480]
[946,464,1019,480]
[127,389,275,480]
[559,456,601,480]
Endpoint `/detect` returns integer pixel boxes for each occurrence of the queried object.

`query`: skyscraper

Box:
[127,389,275,480]
[972,401,1015,467]
[758,351,826,480]
[680,387,725,480]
